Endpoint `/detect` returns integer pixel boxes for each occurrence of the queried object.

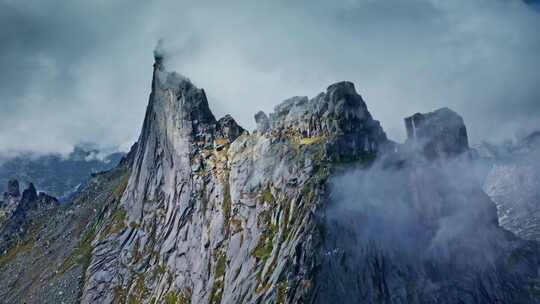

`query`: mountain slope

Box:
[0,160,130,303]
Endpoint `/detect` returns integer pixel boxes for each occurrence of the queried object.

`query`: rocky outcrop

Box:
[216,115,245,144]
[400,108,497,225]
[21,183,38,206]
[267,82,388,161]
[0,181,59,253]
[405,107,469,159]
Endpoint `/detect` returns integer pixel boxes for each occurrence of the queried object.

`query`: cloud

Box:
[1,0,539,156]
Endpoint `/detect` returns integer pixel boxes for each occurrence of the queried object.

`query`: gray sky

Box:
[1,0,539,156]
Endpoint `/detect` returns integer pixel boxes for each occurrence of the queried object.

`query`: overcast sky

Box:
[1,0,539,156]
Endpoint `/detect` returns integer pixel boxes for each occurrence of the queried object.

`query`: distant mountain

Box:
[0,146,124,200]
[0,179,58,253]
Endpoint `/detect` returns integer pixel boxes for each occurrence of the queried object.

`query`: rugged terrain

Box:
[0,157,131,303]
[0,54,539,303]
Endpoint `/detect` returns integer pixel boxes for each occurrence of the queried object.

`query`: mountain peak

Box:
[268,81,387,161]
[326,80,357,99]
[142,58,217,152]
[21,183,38,205]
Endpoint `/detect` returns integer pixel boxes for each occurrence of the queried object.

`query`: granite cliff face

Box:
[0,54,539,304]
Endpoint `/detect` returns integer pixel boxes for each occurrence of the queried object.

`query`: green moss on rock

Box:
[261,186,275,204]
[222,180,232,235]
[277,281,288,304]
[210,252,227,304]
[252,229,275,261]
[104,207,127,236]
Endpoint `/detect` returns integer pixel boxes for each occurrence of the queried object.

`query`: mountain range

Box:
[0,145,124,200]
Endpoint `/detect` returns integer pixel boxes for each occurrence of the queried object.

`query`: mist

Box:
[315,144,539,302]
[1,0,540,157]
[327,152,499,262]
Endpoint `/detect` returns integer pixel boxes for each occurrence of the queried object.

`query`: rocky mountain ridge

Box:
[0,54,539,303]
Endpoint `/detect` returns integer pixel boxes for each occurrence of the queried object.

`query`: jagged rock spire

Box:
[21,183,38,205]
[216,114,244,143]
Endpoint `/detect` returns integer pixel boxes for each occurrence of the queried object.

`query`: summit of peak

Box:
[326,81,356,95]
